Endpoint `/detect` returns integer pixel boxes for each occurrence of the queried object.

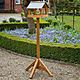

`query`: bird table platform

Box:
[26,1,53,79]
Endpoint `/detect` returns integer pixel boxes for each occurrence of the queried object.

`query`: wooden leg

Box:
[39,59,53,77]
[29,59,38,79]
[26,58,53,79]
[26,60,36,71]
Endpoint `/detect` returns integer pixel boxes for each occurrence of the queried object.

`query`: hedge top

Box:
[0,32,80,49]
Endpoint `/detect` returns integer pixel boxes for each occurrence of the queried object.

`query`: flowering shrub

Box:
[2,27,80,44]
[0,32,80,64]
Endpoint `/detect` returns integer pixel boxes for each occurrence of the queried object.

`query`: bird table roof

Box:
[27,1,49,9]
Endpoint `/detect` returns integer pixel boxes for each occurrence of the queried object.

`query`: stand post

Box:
[36,18,40,59]
[26,18,53,79]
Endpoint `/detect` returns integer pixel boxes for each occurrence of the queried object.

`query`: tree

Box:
[53,0,57,18]
[49,0,57,18]
[23,0,35,34]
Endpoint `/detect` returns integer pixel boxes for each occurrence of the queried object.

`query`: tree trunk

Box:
[53,0,57,19]
[27,18,36,34]
[24,4,35,34]
[73,8,75,29]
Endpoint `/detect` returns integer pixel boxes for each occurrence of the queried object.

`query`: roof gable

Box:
[27,1,49,9]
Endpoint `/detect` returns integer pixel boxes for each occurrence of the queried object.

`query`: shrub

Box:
[22,17,27,22]
[0,22,28,31]
[21,12,24,17]
[53,21,59,26]
[0,32,80,64]
[0,22,49,31]
[2,20,8,23]
[47,19,52,24]
[16,20,21,22]
[9,18,16,22]
[64,25,72,30]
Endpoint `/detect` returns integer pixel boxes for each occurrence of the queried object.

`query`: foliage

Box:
[2,15,80,44]
[2,18,21,23]
[44,15,80,32]
[2,20,8,23]
[9,18,16,22]
[63,24,72,29]
[0,16,80,64]
[0,32,80,64]
[56,0,80,15]
[21,11,25,17]
[22,17,27,22]
[0,22,49,31]
[16,20,21,22]
[3,27,80,44]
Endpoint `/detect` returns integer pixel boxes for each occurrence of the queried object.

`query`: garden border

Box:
[0,22,50,31]
[0,32,80,64]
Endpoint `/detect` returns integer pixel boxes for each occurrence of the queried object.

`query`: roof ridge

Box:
[30,1,46,3]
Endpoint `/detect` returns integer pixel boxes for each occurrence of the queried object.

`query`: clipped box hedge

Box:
[0,22,50,31]
[0,32,80,64]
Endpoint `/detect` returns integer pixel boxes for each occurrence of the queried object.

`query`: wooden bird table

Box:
[26,18,53,79]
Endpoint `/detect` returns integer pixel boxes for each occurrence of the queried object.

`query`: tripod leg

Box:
[39,59,53,77]
[26,60,36,71]
[29,59,38,79]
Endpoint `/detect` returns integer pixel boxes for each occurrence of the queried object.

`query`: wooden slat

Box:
[40,9,42,15]
[34,9,36,15]
[45,5,48,14]
[28,10,31,15]
[28,14,48,18]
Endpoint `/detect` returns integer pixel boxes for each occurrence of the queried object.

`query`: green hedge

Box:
[0,22,50,31]
[0,32,80,64]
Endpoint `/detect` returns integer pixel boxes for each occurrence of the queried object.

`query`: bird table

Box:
[26,1,53,79]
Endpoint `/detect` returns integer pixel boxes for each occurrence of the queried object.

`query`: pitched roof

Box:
[27,1,48,9]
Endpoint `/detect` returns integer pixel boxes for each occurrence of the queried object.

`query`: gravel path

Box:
[0,48,80,80]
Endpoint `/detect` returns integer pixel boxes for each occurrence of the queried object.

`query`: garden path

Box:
[0,48,80,80]
[0,13,22,22]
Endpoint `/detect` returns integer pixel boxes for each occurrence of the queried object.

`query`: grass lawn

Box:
[57,15,80,32]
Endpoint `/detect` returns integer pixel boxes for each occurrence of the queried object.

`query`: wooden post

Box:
[40,9,42,15]
[28,9,31,15]
[36,18,40,59]
[45,5,48,14]
[34,9,36,15]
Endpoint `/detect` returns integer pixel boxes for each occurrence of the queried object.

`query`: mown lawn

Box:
[58,15,80,32]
